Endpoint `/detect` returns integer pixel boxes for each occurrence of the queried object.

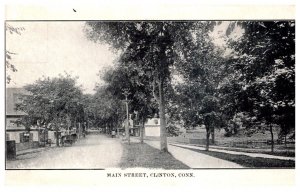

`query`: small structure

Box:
[144,118,160,137]
[120,116,161,138]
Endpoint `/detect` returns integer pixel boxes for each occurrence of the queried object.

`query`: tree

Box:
[16,74,85,146]
[5,24,25,84]
[101,65,158,144]
[89,85,124,133]
[85,21,204,152]
[81,94,96,129]
[172,23,225,150]
[225,21,295,152]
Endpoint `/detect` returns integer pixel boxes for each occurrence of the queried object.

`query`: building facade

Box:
[6,88,40,151]
[144,118,160,137]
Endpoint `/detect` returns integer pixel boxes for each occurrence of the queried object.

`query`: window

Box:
[9,120,22,127]
[20,132,32,143]
[13,93,22,104]
[9,120,15,126]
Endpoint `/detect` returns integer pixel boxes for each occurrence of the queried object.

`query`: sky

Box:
[6,21,241,94]
[6,21,117,94]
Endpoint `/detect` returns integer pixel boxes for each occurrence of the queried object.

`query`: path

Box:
[170,143,295,161]
[142,139,243,168]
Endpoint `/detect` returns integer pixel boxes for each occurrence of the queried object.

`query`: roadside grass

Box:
[262,151,295,157]
[176,146,295,168]
[119,143,190,169]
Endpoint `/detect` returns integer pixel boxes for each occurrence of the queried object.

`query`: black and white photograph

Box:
[5,20,295,170]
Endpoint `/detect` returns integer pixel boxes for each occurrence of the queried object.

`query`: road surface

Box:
[7,134,246,169]
[6,134,123,169]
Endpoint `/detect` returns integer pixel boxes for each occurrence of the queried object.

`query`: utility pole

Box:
[122,89,130,144]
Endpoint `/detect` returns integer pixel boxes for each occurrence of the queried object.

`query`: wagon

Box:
[62,134,77,146]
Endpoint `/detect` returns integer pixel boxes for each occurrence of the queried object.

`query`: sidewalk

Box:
[183,142,295,156]
[130,138,243,168]
[170,143,295,161]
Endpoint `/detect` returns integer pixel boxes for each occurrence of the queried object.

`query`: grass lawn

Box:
[262,151,295,157]
[119,143,189,169]
[176,146,295,168]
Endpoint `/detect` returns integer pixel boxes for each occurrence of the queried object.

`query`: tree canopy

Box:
[84,21,295,152]
[16,74,85,129]
[85,21,217,151]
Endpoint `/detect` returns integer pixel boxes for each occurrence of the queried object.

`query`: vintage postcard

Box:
[2,1,296,191]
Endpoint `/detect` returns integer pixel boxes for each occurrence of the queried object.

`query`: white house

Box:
[144,118,160,137]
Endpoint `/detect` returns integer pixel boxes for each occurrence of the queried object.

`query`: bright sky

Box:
[6,22,117,94]
[6,21,241,94]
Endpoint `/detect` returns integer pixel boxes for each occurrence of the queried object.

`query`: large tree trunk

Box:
[205,128,210,151]
[270,124,274,153]
[158,77,168,152]
[140,117,145,144]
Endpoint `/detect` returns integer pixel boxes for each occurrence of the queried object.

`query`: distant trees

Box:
[89,85,124,133]
[102,65,158,143]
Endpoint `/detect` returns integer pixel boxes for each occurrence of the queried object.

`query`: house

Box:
[120,116,161,138]
[6,88,40,151]
[144,118,160,137]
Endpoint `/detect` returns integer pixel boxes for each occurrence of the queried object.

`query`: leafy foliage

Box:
[84,21,295,152]
[16,74,85,129]
[226,21,295,133]
[5,24,25,84]
[85,21,216,151]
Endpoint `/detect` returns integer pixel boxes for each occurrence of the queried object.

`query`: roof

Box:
[6,88,29,116]
[145,118,160,126]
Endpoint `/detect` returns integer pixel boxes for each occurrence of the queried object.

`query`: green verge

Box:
[119,143,190,169]
[175,146,295,168]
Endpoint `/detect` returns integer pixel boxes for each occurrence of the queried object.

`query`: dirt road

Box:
[6,134,123,169]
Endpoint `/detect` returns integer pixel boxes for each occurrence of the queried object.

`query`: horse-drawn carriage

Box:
[61,127,77,146]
